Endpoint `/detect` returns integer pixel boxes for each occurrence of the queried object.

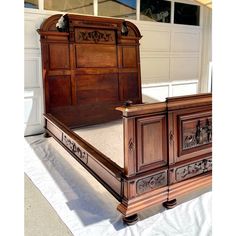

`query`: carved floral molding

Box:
[136,172,167,194]
[76,30,114,43]
[175,158,212,182]
[62,134,88,164]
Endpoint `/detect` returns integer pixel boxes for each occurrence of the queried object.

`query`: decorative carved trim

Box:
[169,130,174,144]
[62,134,88,164]
[76,30,114,43]
[128,138,135,151]
[76,21,117,28]
[175,158,212,182]
[136,172,167,194]
[183,118,212,150]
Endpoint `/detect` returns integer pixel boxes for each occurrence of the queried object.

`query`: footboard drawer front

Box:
[136,170,167,195]
[136,115,168,173]
[169,157,212,184]
[123,169,168,199]
[169,108,212,164]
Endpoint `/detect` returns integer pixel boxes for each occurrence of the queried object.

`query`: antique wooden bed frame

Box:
[38,14,212,225]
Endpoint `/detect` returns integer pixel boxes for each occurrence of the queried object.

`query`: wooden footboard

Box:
[44,93,211,220]
[116,93,212,216]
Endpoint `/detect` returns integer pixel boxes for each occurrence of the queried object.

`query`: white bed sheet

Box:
[24,134,212,236]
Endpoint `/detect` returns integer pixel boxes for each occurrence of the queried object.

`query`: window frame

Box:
[24,0,202,27]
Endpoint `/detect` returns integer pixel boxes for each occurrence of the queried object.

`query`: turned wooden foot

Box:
[163,199,177,209]
[44,131,51,138]
[123,214,138,225]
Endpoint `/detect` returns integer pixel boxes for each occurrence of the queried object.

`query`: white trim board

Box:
[142,80,198,102]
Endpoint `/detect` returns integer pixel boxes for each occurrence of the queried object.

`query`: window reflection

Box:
[98,0,136,19]
[24,0,38,9]
[140,0,171,23]
[44,0,93,14]
[174,2,200,26]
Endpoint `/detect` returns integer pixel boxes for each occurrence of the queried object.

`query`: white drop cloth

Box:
[24,134,212,236]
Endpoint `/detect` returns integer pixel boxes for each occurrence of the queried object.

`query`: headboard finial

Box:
[56,14,69,32]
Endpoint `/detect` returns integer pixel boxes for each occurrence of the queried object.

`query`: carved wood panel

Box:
[169,108,212,164]
[136,171,167,195]
[169,157,212,184]
[61,133,88,164]
[182,118,212,150]
[75,28,115,44]
[176,158,212,182]
[178,111,212,157]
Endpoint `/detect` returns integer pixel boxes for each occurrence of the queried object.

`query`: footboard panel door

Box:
[136,115,168,173]
[169,108,212,164]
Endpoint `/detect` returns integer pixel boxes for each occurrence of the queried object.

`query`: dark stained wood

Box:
[75,44,117,68]
[123,117,136,176]
[168,172,212,200]
[49,44,70,69]
[48,75,71,107]
[122,47,137,68]
[136,115,167,172]
[117,94,212,217]
[39,14,212,224]
[168,156,212,184]
[117,185,168,217]
[43,131,51,138]
[166,93,212,111]
[123,214,139,225]
[38,14,142,128]
[49,102,123,128]
[44,114,123,201]
[75,74,119,103]
[162,199,177,209]
[168,104,212,164]
[119,73,139,101]
[116,102,166,117]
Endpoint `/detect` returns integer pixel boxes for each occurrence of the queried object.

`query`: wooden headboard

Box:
[38,14,142,128]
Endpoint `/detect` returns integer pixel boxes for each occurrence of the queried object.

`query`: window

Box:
[98,0,136,19]
[174,2,200,26]
[140,0,171,23]
[24,0,38,9]
[44,0,94,15]
[24,0,201,27]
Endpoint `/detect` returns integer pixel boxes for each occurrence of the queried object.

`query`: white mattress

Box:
[74,119,124,168]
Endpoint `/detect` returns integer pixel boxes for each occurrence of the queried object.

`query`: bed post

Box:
[118,104,139,224]
[116,103,169,224]
[44,118,51,138]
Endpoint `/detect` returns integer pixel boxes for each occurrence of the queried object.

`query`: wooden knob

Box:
[124,100,133,107]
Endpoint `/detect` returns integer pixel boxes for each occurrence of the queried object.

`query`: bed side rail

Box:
[44,113,123,201]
